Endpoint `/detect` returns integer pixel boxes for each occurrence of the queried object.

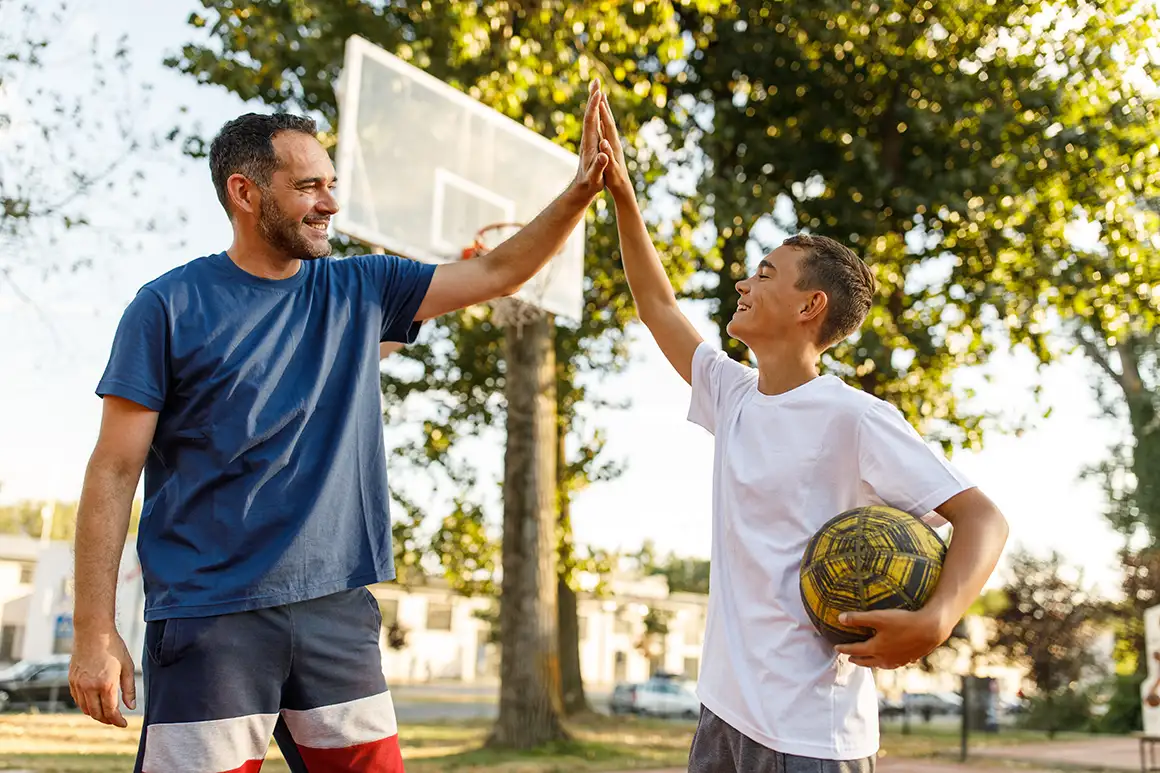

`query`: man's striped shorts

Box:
[133,587,402,773]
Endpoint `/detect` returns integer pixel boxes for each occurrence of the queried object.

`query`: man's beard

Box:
[257,196,331,260]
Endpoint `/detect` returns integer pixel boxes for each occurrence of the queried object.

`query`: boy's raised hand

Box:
[597,97,632,202]
[570,80,610,198]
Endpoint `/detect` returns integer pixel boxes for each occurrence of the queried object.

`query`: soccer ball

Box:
[799,505,947,645]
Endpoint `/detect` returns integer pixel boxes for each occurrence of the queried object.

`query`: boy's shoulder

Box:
[806,374,887,414]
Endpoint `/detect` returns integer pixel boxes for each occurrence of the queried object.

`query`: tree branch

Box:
[1075,328,1123,388]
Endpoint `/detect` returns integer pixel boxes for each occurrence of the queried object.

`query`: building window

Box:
[684,612,703,644]
[684,657,700,681]
[426,601,452,631]
[0,625,21,661]
[614,616,632,636]
[378,598,399,627]
[578,615,588,641]
[52,614,73,655]
[18,563,33,584]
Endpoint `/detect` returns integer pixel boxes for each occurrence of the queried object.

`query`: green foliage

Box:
[0,499,142,542]
[1103,548,1160,678]
[1092,673,1145,735]
[966,588,1008,618]
[385,621,409,651]
[641,607,671,637]
[636,606,672,661]
[633,539,710,595]
[669,0,1160,450]
[989,548,1108,696]
[0,1,169,286]
[473,603,501,646]
[1019,687,1096,736]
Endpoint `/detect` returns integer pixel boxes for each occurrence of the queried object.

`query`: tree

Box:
[666,0,1160,451]
[1081,333,1160,683]
[989,548,1107,737]
[0,499,142,542]
[168,0,689,746]
[636,606,672,675]
[634,540,711,595]
[0,1,169,295]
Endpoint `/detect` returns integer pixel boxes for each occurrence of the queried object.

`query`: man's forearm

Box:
[73,459,138,635]
[477,186,592,294]
[610,190,678,324]
[926,503,1009,635]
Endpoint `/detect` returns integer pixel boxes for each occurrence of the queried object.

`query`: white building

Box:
[0,535,40,663]
[365,572,709,687]
[15,541,710,687]
[20,541,145,670]
[11,540,1067,704]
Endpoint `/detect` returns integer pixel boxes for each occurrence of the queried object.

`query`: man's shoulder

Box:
[138,253,224,300]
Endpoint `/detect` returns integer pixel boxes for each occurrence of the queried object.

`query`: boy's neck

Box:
[751,340,821,397]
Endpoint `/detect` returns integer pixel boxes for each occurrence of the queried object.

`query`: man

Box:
[596,99,1009,772]
[68,82,609,773]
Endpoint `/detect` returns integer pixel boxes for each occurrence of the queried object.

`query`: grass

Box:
[0,712,1112,773]
[877,722,1098,762]
[0,712,693,773]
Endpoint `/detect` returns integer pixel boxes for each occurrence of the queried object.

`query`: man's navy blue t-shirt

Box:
[97,252,435,621]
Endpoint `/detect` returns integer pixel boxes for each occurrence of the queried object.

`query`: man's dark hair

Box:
[209,113,318,217]
[784,233,876,348]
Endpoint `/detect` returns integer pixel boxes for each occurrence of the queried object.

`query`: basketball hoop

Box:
[463,222,555,332]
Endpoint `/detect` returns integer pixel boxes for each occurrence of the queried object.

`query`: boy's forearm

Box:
[609,190,678,323]
[73,459,138,635]
[925,501,1009,636]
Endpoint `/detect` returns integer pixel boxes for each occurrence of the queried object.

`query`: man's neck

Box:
[226,233,299,280]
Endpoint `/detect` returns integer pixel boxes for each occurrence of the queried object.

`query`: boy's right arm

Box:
[69,395,156,728]
[599,100,703,386]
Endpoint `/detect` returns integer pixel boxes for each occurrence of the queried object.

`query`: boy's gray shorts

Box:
[688,706,876,773]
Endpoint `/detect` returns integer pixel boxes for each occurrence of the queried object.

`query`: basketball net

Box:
[461,222,554,333]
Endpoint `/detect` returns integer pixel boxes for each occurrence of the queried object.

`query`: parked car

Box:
[609,682,639,715]
[878,694,905,717]
[903,691,962,717]
[0,655,75,712]
[633,678,700,719]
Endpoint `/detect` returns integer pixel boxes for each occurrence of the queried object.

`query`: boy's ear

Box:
[800,290,827,322]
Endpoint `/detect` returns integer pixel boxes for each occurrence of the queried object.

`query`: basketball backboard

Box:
[334,35,584,322]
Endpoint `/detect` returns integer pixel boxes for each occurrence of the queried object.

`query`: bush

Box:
[1019,687,1095,735]
[1092,673,1145,735]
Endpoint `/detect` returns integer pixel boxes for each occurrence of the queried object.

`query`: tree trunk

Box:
[556,421,591,716]
[558,573,590,715]
[488,314,569,748]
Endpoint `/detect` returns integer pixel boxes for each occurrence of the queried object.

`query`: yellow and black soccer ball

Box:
[799,505,947,645]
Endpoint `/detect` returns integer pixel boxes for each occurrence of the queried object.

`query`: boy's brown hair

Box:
[784,234,876,348]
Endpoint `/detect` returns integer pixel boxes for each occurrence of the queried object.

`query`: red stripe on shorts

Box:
[296,733,403,772]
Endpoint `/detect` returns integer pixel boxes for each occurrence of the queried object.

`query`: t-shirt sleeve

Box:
[857,401,973,527]
[95,288,170,412]
[360,254,436,344]
[687,341,756,435]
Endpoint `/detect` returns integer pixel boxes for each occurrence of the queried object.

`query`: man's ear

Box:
[226,174,261,217]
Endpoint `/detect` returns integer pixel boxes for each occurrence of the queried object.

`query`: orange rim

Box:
[461,221,527,260]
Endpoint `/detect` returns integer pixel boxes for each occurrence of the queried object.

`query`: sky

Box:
[0,0,1133,595]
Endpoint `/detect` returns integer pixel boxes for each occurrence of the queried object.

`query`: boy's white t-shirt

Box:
[687,342,973,760]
